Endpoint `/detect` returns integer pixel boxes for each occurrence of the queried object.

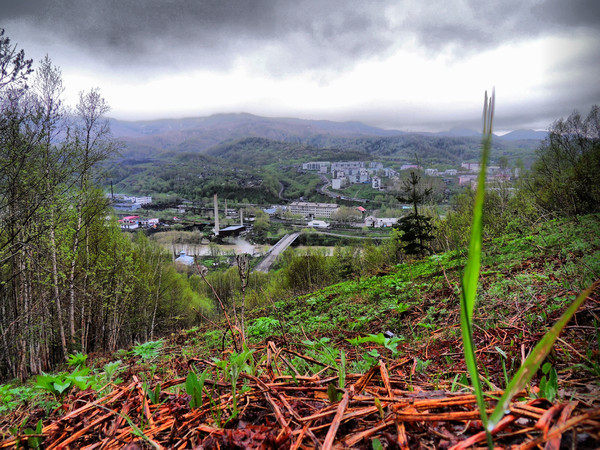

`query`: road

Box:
[254,232,301,272]
[318,174,369,203]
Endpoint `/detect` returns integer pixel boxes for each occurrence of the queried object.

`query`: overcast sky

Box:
[3,0,600,132]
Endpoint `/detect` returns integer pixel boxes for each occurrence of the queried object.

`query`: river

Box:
[167,238,271,257]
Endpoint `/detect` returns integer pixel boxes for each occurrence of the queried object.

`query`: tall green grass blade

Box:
[487,282,595,430]
[462,91,494,322]
[459,90,494,448]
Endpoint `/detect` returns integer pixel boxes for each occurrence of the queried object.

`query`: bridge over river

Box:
[254,232,300,272]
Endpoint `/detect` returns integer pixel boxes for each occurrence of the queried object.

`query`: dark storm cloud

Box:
[533,0,600,28]
[3,0,599,130]
[3,0,392,72]
[4,0,598,73]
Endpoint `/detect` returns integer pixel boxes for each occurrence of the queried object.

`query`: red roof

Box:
[122,215,139,220]
[357,206,366,212]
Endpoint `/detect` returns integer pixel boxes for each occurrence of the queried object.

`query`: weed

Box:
[66,352,88,368]
[348,315,372,331]
[302,337,339,368]
[130,339,164,362]
[537,363,558,402]
[351,349,381,373]
[186,369,209,409]
[247,317,281,337]
[102,360,123,382]
[347,333,403,357]
[145,382,161,405]
[414,358,431,374]
[372,438,383,450]
[213,344,256,419]
[458,91,594,447]
[9,418,43,449]
[35,366,95,400]
[0,384,20,414]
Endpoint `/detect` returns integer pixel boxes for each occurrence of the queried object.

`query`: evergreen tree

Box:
[394,171,434,257]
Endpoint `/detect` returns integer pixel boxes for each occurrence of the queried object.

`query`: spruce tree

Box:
[394,171,434,257]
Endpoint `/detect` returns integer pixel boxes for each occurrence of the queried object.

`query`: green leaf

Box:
[186,369,207,409]
[488,283,593,430]
[458,90,495,448]
[495,346,507,359]
[542,362,552,375]
[327,382,339,403]
[53,381,71,395]
[35,373,57,393]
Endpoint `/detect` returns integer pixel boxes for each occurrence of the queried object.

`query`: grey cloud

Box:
[533,0,600,28]
[2,0,598,132]
[4,0,598,75]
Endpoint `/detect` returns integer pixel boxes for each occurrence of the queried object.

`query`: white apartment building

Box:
[331,178,346,190]
[289,201,339,218]
[372,176,381,189]
[302,162,330,173]
[330,161,365,173]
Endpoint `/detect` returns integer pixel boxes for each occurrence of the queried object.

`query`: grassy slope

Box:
[236,214,600,388]
[1,214,599,446]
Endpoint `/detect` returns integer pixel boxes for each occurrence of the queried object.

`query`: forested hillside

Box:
[107,132,538,204]
[0,31,212,381]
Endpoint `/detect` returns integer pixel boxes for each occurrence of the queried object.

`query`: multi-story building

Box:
[459,174,478,186]
[400,164,421,171]
[461,162,481,172]
[289,201,339,219]
[331,178,346,190]
[302,162,330,173]
[330,161,365,173]
[372,176,381,189]
[359,169,370,183]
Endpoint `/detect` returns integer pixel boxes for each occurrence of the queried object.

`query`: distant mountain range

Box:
[109,113,547,154]
[498,129,548,140]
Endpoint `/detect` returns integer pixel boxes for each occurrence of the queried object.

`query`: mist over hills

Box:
[110,113,547,157]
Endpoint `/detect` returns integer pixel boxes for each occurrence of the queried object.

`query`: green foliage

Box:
[529,105,600,216]
[487,284,592,430]
[0,384,22,415]
[372,438,383,450]
[537,363,558,402]
[9,418,44,449]
[130,339,164,362]
[283,249,331,292]
[66,352,88,368]
[347,333,403,357]
[302,338,341,370]
[186,369,209,409]
[457,93,594,446]
[394,171,434,256]
[213,344,256,417]
[247,317,281,336]
[145,382,162,405]
[96,360,124,392]
[458,91,497,447]
[35,366,94,399]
